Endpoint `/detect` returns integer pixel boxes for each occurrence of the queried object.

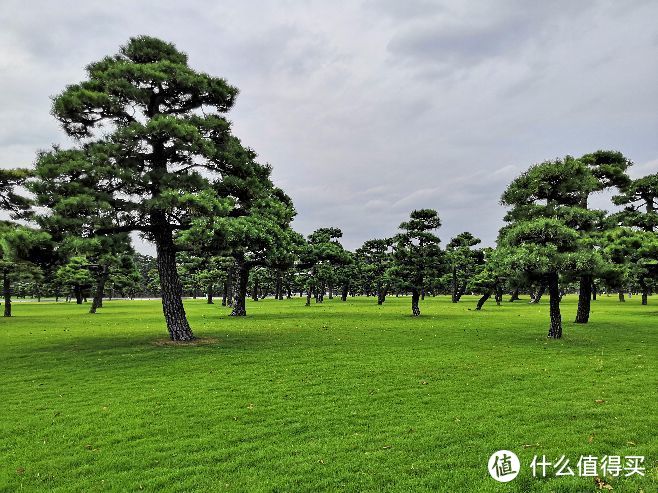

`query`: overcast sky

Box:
[1,0,657,252]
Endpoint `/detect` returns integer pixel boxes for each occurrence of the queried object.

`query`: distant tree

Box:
[55,256,94,304]
[389,209,443,316]
[355,238,393,304]
[0,224,52,316]
[603,227,658,305]
[500,157,596,337]
[612,173,658,232]
[299,228,350,306]
[467,249,506,310]
[0,169,31,213]
[570,150,632,321]
[445,232,483,303]
[28,147,138,314]
[183,186,297,316]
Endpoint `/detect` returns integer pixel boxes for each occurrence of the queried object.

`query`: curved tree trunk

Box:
[207,282,214,304]
[575,274,592,324]
[89,268,109,314]
[411,288,421,316]
[508,288,520,302]
[476,290,492,310]
[494,284,503,305]
[547,272,562,339]
[455,281,468,302]
[3,270,11,317]
[230,262,249,316]
[451,267,458,303]
[154,228,194,341]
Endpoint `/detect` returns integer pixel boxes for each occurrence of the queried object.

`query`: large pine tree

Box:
[31,36,271,340]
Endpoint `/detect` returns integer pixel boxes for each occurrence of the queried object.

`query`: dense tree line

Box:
[1,37,656,340]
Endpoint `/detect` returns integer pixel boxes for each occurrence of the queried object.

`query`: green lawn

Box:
[1,295,656,492]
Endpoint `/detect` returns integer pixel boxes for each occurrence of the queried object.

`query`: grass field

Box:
[1,295,656,492]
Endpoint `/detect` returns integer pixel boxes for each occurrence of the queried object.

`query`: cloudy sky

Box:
[1,0,657,251]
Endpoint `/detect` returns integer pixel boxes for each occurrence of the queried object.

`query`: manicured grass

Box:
[1,295,656,492]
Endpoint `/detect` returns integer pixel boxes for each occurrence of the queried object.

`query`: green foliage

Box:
[355,238,394,296]
[612,172,658,232]
[389,209,444,292]
[501,155,598,207]
[55,256,94,293]
[0,168,32,214]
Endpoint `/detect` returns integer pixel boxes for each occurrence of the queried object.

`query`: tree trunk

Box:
[305,285,313,306]
[639,280,649,305]
[411,288,421,316]
[547,272,562,339]
[575,274,592,324]
[207,282,214,304]
[377,284,388,305]
[494,284,503,305]
[476,290,492,310]
[74,285,83,304]
[252,276,259,302]
[226,267,234,307]
[591,281,597,301]
[154,229,194,341]
[328,284,333,300]
[454,281,467,302]
[89,268,109,314]
[618,291,625,302]
[508,288,520,302]
[530,283,546,304]
[451,267,458,303]
[421,288,425,301]
[230,262,249,316]
[275,273,282,300]
[222,280,228,306]
[3,270,11,317]
[341,283,348,302]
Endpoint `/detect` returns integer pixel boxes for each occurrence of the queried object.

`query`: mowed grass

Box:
[1,295,656,492]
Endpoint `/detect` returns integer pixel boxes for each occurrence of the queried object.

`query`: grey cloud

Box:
[388,17,533,67]
[1,0,657,253]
